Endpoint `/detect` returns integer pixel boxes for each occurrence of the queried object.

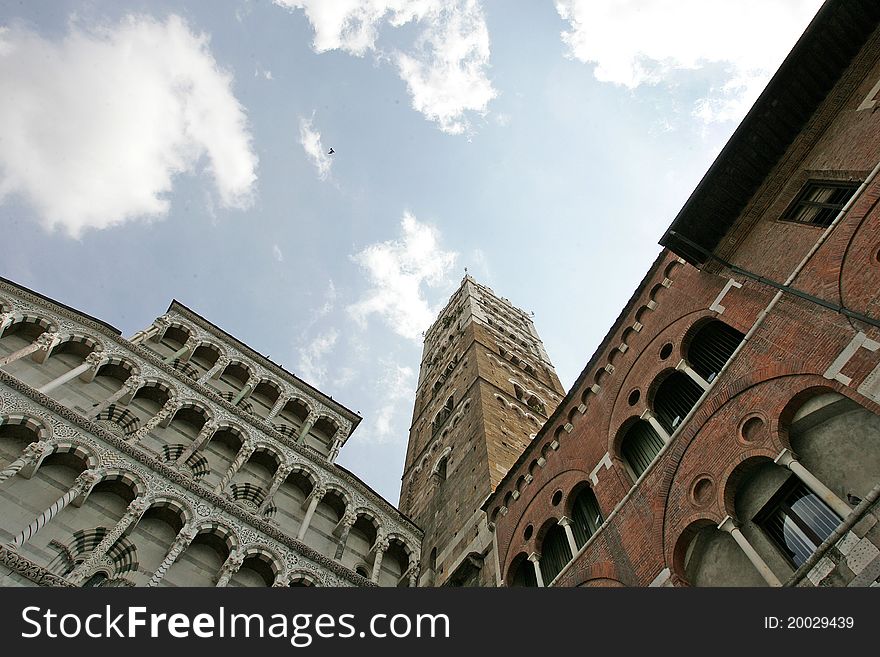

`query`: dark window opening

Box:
[687,320,745,383]
[621,420,664,479]
[755,478,842,568]
[653,371,704,434]
[571,488,603,549]
[782,180,860,227]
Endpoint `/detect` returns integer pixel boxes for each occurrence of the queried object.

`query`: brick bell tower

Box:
[399,276,564,586]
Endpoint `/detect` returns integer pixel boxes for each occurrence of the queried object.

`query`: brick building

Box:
[476,0,880,587]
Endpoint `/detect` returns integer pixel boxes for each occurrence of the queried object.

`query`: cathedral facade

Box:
[0,281,421,587]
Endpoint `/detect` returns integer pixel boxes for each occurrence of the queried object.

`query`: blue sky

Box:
[0,0,823,505]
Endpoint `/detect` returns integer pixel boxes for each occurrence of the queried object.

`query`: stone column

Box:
[297,411,319,444]
[0,312,14,334]
[676,358,711,390]
[296,485,326,541]
[558,516,579,558]
[38,351,105,395]
[774,448,851,520]
[68,496,148,584]
[258,464,292,514]
[198,356,229,384]
[147,525,197,587]
[128,316,171,345]
[371,536,390,584]
[90,377,140,418]
[272,574,292,587]
[0,441,51,485]
[528,552,545,587]
[718,516,781,587]
[333,512,357,560]
[407,562,420,588]
[131,398,179,444]
[266,394,289,421]
[175,421,218,468]
[215,552,245,587]
[10,470,99,547]
[215,442,255,494]
[327,432,343,463]
[163,337,198,364]
[231,381,256,407]
[640,409,671,443]
[0,331,59,368]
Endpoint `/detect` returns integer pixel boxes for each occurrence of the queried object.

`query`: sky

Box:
[0,0,825,505]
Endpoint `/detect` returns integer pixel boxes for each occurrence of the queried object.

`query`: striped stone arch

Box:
[0,412,53,441]
[240,543,285,579]
[161,319,195,341]
[287,462,319,490]
[95,354,140,379]
[212,417,250,440]
[42,439,101,472]
[169,399,214,426]
[192,518,241,555]
[91,467,149,500]
[282,391,315,416]
[315,411,342,431]
[142,493,195,529]
[384,531,416,559]
[222,358,255,383]
[49,332,105,356]
[287,568,321,587]
[191,338,227,360]
[132,377,178,402]
[2,313,56,333]
[322,481,353,512]
[252,376,283,396]
[248,440,284,467]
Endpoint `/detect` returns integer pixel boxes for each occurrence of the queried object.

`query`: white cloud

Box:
[364,360,415,443]
[0,15,258,236]
[296,328,339,387]
[272,244,284,262]
[319,279,337,316]
[348,212,458,340]
[298,114,333,180]
[554,0,823,123]
[276,0,496,134]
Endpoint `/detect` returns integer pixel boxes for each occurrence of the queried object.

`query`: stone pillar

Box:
[231,381,256,407]
[175,421,218,468]
[718,516,781,587]
[198,356,229,384]
[90,377,140,418]
[0,331,59,368]
[147,525,196,587]
[0,441,51,485]
[407,562,420,588]
[215,442,255,494]
[163,337,198,364]
[258,464,292,514]
[774,448,851,520]
[296,485,326,541]
[327,432,343,463]
[129,316,171,345]
[528,552,545,587]
[641,409,671,442]
[272,574,291,587]
[0,312,14,334]
[297,411,319,444]
[558,516,579,558]
[38,350,105,394]
[68,496,148,584]
[333,513,357,560]
[371,536,390,584]
[266,394,289,421]
[215,552,245,587]
[131,398,179,444]
[676,358,711,390]
[10,470,99,547]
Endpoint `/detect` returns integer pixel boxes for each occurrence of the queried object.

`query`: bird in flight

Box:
[327,148,335,155]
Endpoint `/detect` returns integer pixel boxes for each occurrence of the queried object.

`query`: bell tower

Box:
[399,276,564,586]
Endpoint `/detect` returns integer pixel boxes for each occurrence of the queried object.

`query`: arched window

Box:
[687,320,745,383]
[539,524,572,584]
[653,371,704,434]
[507,554,537,587]
[621,420,665,479]
[571,488,603,549]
